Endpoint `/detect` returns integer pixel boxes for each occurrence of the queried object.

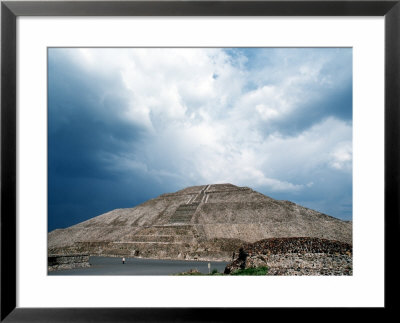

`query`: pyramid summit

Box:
[48,183,352,261]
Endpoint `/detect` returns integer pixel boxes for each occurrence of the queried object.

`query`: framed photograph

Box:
[1,0,398,321]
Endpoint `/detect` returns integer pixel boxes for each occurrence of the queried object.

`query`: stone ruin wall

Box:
[225,237,353,276]
[48,254,90,272]
[48,237,243,262]
[246,252,352,276]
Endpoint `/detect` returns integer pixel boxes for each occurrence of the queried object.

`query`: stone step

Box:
[127,235,195,243]
[169,203,200,223]
[119,241,188,245]
[136,226,194,235]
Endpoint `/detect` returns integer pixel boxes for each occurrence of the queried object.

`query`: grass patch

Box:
[175,268,203,275]
[210,269,224,275]
[175,268,224,275]
[175,267,269,275]
[230,266,269,275]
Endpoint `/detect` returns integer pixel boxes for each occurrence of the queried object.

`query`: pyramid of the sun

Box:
[48,184,352,261]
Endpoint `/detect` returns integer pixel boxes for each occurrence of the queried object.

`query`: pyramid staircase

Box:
[168,185,211,224]
[128,225,197,244]
[169,203,199,223]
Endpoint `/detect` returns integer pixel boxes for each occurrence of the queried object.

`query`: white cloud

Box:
[330,142,352,171]
[56,48,352,194]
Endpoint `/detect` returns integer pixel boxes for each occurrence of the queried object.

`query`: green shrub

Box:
[231,266,269,275]
[175,267,269,276]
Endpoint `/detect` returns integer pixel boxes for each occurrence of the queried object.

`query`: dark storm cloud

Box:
[48,50,167,230]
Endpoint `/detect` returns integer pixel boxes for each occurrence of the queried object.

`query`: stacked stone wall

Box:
[225,237,352,276]
[242,237,352,255]
[48,254,90,271]
[245,253,352,275]
[49,236,245,262]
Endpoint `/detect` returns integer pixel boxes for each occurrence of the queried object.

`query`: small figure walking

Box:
[122,257,125,265]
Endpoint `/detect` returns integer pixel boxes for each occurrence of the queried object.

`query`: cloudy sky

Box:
[48,47,352,231]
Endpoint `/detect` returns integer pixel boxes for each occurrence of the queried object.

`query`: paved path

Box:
[48,256,229,275]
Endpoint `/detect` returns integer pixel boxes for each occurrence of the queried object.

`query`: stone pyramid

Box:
[48,183,352,261]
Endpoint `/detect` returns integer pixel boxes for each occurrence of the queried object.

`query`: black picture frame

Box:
[1,1,399,321]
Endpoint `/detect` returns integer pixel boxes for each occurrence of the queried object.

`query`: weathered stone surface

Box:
[48,184,352,261]
[224,237,352,275]
[48,254,90,271]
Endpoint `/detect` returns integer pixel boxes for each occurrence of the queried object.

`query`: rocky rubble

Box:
[224,237,352,275]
